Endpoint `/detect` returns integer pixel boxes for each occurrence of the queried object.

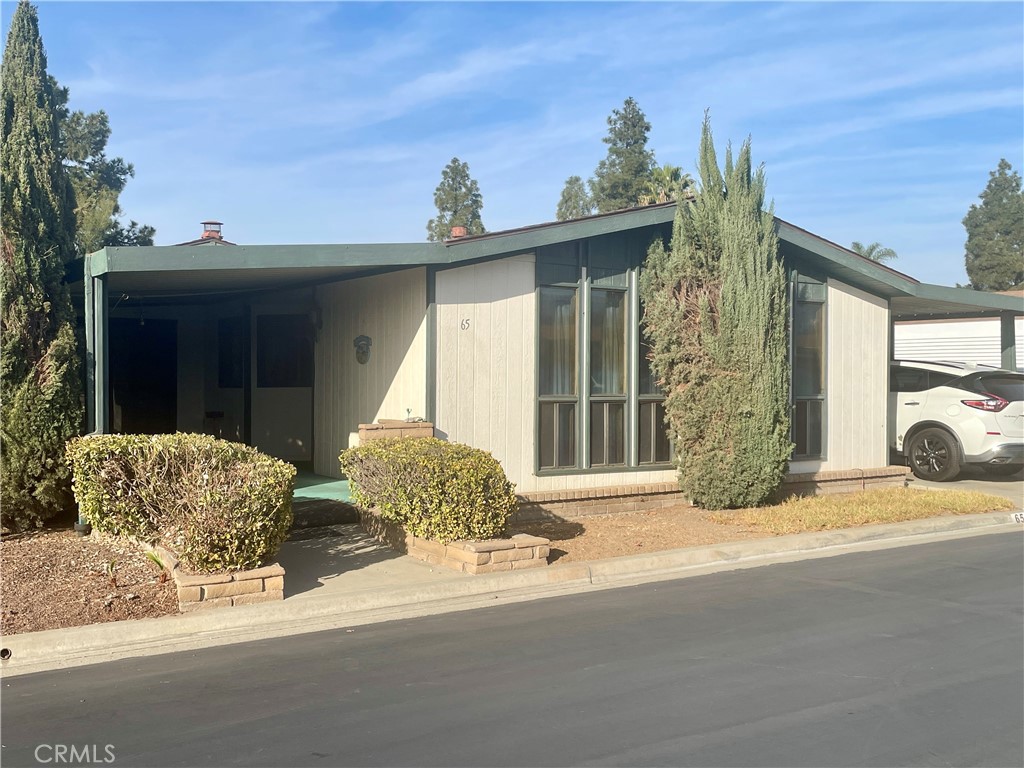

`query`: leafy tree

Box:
[850,241,897,263]
[1,0,84,529]
[963,159,1024,291]
[555,175,593,221]
[52,84,155,253]
[638,163,695,206]
[589,97,656,214]
[640,115,790,510]
[426,157,485,241]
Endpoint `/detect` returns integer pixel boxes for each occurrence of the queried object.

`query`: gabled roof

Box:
[79,202,1022,319]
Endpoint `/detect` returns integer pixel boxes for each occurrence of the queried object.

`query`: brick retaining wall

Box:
[359,508,550,575]
[781,466,911,497]
[147,544,285,612]
[515,483,688,521]
[513,467,909,520]
[358,420,435,442]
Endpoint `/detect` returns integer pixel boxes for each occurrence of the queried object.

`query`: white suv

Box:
[890,360,1024,481]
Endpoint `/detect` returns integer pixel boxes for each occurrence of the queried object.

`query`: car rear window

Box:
[968,374,1024,402]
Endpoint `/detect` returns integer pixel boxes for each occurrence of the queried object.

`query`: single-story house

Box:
[72,203,1022,513]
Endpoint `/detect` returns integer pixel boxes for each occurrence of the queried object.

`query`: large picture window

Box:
[791,274,826,458]
[537,241,670,472]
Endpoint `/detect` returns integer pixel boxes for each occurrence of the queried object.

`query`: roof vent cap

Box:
[201,221,223,240]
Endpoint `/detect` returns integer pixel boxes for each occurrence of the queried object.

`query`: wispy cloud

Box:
[19,1,1023,286]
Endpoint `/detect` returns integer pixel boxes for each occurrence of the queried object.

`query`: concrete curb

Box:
[2,511,1021,678]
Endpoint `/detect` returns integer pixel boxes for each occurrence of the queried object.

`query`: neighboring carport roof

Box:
[77,202,1022,318]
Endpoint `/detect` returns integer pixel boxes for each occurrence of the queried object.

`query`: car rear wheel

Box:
[907,428,961,482]
[980,464,1023,477]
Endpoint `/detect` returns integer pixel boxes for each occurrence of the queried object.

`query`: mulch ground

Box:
[1,528,178,636]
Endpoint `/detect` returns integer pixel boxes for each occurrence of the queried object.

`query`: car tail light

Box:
[961,395,1009,412]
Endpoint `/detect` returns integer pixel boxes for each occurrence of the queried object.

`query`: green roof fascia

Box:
[445,208,930,302]
[441,205,678,263]
[86,243,446,276]
[906,282,1024,315]
[774,219,920,298]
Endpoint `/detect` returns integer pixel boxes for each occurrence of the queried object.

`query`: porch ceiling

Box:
[891,284,1023,321]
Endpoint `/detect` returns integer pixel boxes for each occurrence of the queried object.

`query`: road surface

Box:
[3,532,1022,767]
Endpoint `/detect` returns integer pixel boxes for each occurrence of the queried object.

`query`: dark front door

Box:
[109,318,177,434]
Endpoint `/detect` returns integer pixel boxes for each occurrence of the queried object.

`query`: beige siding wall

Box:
[791,279,889,474]
[435,255,676,493]
[314,268,427,476]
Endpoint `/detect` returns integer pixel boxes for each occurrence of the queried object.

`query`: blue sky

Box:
[5,1,1023,287]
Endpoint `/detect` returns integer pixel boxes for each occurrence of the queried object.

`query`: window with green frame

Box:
[536,239,670,472]
[791,272,826,459]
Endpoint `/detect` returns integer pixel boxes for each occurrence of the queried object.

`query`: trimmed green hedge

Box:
[340,437,517,544]
[67,434,295,572]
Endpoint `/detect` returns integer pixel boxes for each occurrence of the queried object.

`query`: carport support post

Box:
[1000,312,1017,371]
[83,257,95,434]
[93,273,109,434]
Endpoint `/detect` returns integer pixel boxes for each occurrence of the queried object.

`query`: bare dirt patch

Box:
[1,528,178,636]
[516,505,766,563]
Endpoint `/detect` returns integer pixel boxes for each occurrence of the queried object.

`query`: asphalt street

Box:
[3,532,1022,768]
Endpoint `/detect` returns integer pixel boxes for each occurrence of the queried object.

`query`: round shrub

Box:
[66,434,295,572]
[340,437,517,544]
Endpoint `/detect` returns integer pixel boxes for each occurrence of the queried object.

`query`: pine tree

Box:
[640,115,790,509]
[1,1,84,529]
[963,159,1024,291]
[555,175,593,221]
[426,157,485,241]
[589,97,656,214]
[57,95,155,253]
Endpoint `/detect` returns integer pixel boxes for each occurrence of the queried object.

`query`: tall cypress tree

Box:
[640,115,790,509]
[1,1,83,529]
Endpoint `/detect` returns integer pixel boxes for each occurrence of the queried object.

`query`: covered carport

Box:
[76,242,445,458]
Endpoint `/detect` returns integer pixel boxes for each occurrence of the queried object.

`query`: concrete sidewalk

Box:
[2,511,1021,678]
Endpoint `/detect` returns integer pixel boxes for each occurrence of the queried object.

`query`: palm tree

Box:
[638,163,695,206]
[851,241,898,263]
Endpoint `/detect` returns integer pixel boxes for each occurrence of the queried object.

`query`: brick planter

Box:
[516,483,688,521]
[781,466,911,497]
[146,544,285,613]
[359,508,550,575]
[358,420,435,443]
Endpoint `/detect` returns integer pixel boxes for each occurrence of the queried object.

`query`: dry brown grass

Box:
[710,487,1015,535]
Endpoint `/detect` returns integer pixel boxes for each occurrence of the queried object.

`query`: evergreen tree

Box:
[963,159,1024,291]
[850,241,897,263]
[1,1,84,529]
[426,157,485,241]
[589,97,656,214]
[640,115,790,509]
[555,175,593,221]
[56,94,155,253]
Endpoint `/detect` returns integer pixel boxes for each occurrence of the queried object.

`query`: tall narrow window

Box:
[792,275,826,458]
[539,286,578,469]
[590,289,627,466]
[638,327,670,465]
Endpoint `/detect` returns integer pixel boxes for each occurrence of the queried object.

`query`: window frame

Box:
[790,270,828,460]
[535,242,671,475]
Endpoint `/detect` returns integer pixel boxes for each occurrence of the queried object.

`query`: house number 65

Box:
[460,319,470,330]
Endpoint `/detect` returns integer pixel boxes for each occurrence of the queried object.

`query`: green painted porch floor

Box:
[293,470,352,503]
